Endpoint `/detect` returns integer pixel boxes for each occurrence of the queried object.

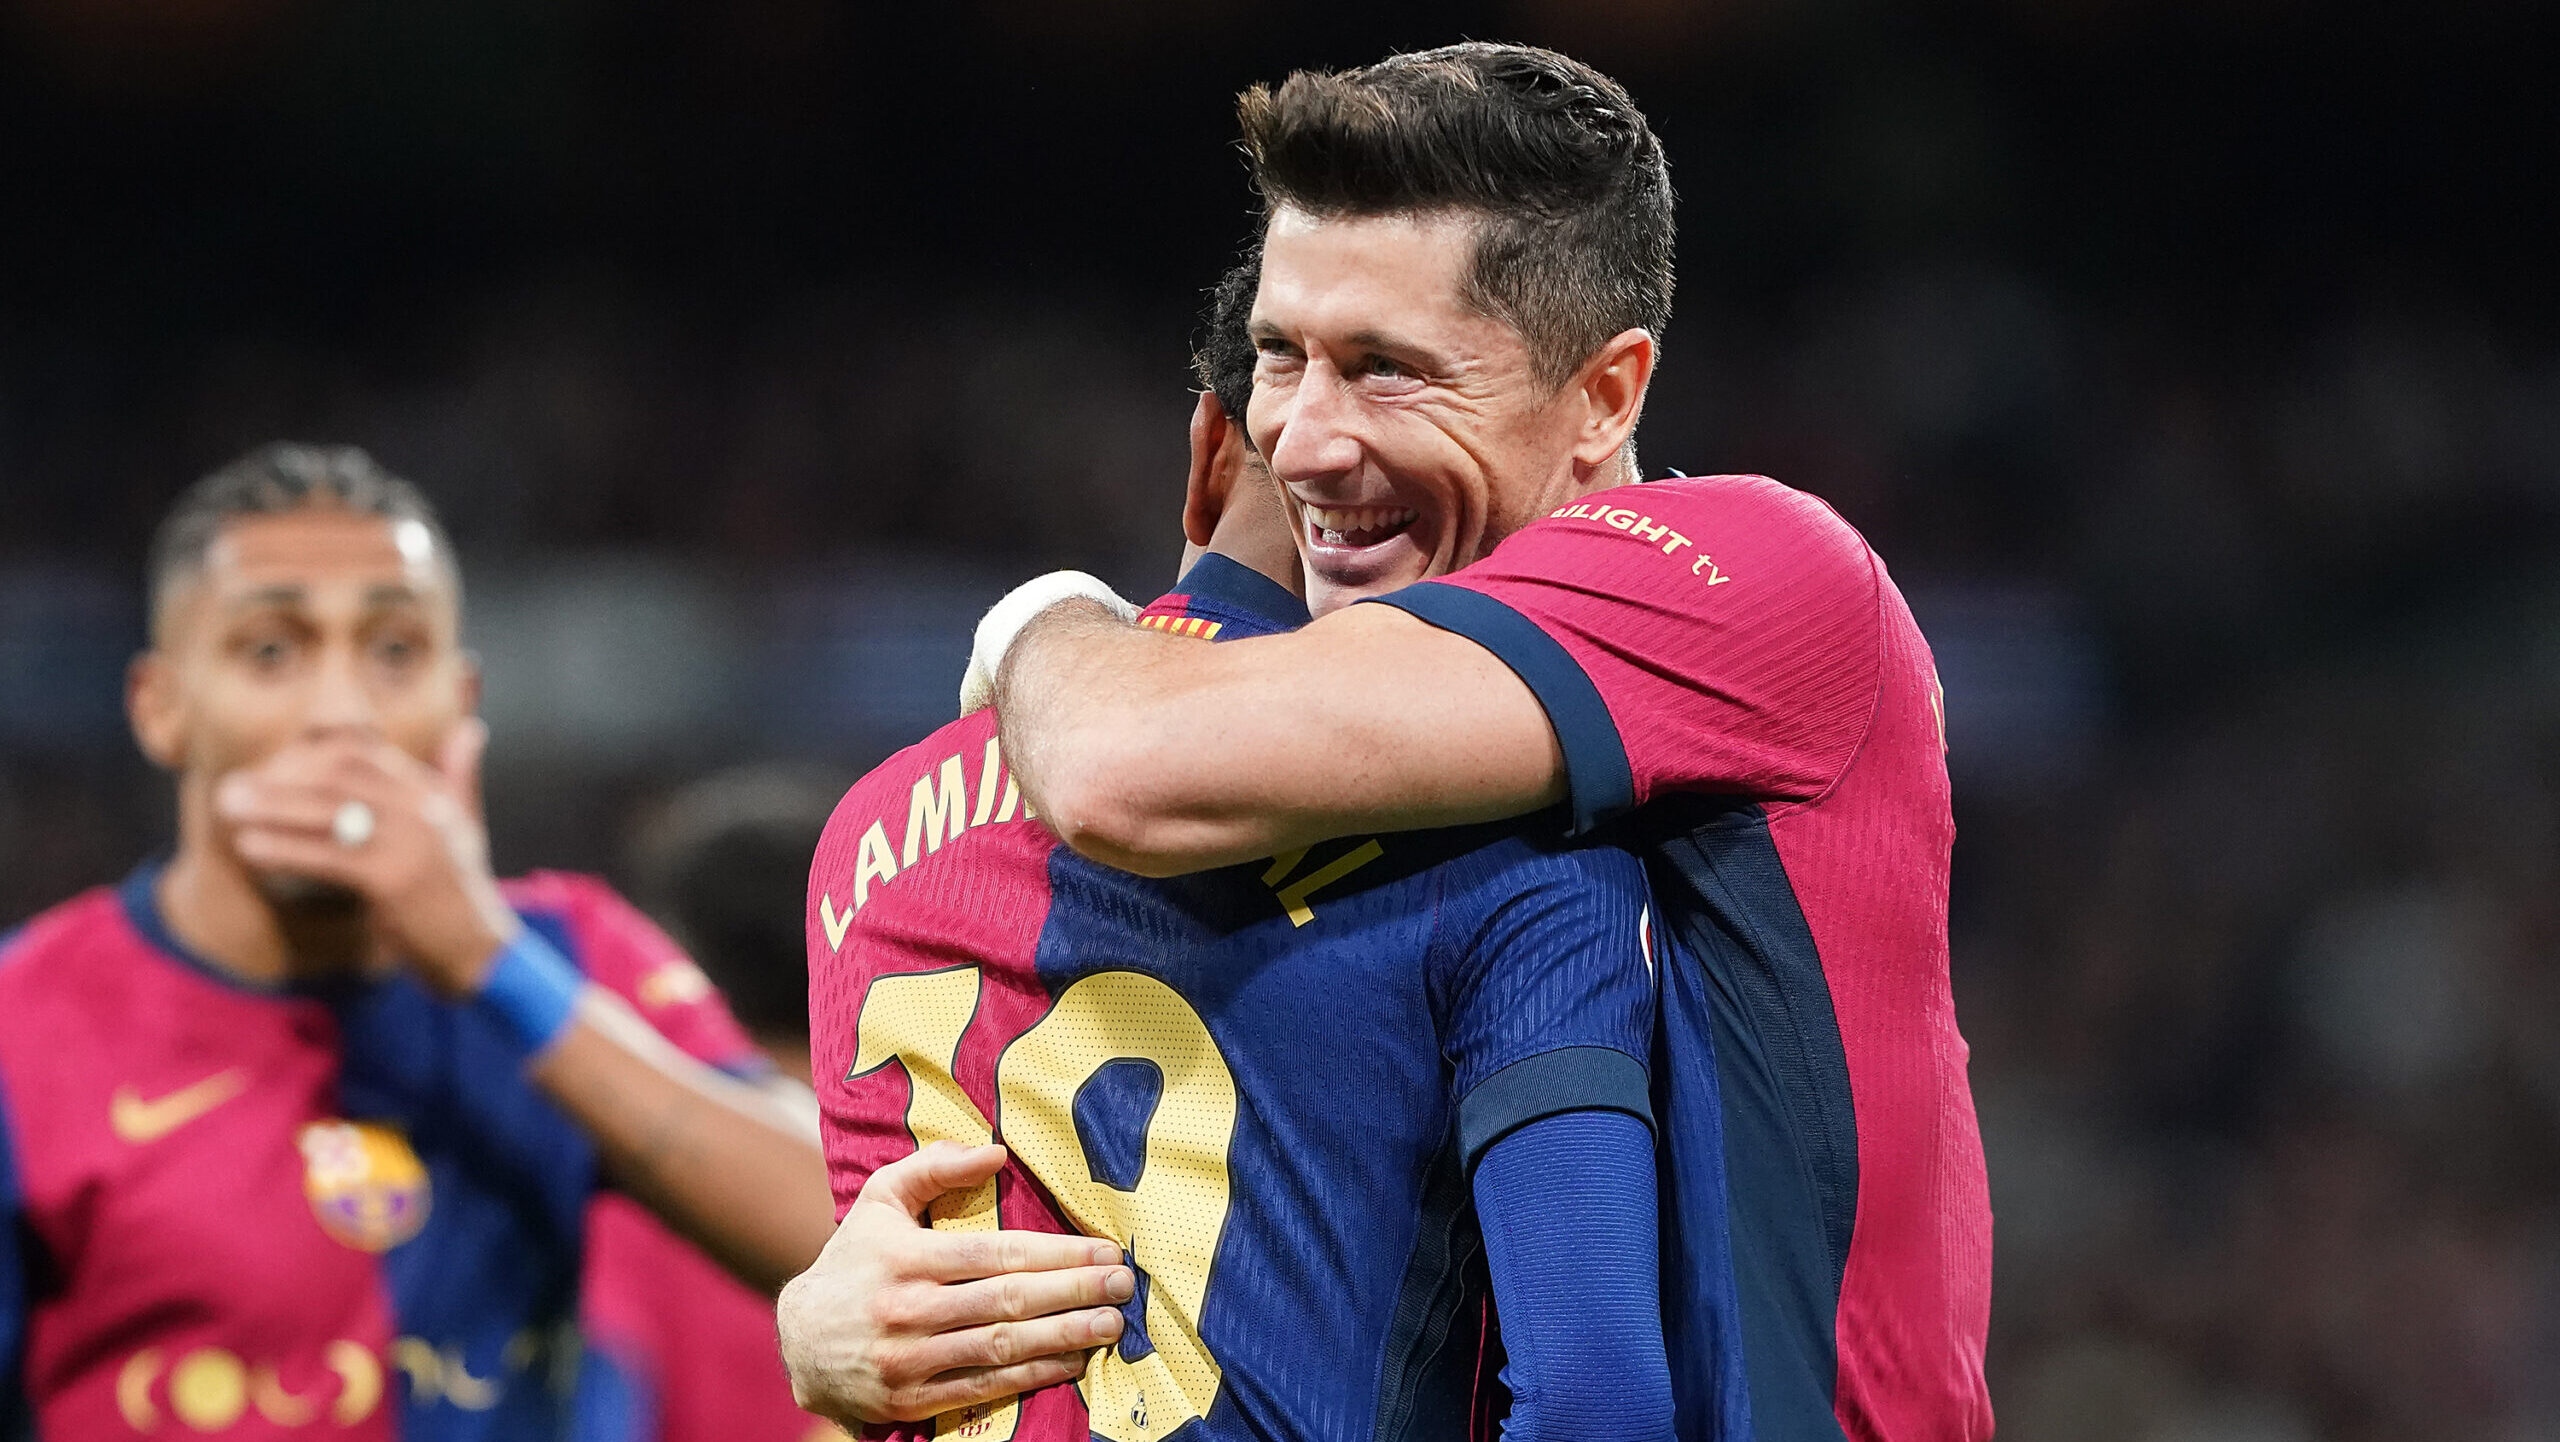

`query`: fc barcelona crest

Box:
[297,1120,431,1253]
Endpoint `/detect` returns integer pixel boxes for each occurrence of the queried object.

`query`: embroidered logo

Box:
[298,1120,432,1252]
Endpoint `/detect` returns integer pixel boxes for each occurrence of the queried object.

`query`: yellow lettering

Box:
[997,973,1236,1441]
[853,822,898,909]
[1604,508,1640,530]
[1273,840,1385,927]
[905,754,971,867]
[849,969,1015,1440]
[820,893,854,953]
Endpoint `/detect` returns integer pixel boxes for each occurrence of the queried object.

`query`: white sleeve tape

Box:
[958,570,1140,716]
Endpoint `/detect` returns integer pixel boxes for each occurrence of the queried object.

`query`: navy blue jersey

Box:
[809,555,1661,1442]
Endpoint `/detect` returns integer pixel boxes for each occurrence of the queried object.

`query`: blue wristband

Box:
[475,928,583,1055]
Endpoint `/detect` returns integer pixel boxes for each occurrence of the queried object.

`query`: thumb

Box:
[438,717,490,822]
[854,1141,1009,1223]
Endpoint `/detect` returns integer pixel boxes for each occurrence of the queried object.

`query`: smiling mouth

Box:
[1303,504,1420,550]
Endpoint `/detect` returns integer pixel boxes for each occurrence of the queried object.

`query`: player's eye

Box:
[1253,337,1300,361]
[233,633,297,672]
[1360,354,1412,379]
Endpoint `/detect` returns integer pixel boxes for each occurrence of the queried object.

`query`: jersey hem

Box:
[1455,1045,1653,1171]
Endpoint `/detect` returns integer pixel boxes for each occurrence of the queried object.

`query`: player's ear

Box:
[127,649,185,771]
[1182,390,1233,550]
[1569,327,1656,469]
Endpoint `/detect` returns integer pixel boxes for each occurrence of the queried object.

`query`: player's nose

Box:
[301,644,380,736]
[1265,362,1365,486]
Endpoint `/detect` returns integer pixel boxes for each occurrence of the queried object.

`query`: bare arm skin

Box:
[996,599,1566,876]
[529,992,831,1293]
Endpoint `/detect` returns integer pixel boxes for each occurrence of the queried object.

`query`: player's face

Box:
[133,508,474,796]
[1247,207,1593,616]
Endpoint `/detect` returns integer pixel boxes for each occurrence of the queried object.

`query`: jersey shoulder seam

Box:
[1765,538,1889,821]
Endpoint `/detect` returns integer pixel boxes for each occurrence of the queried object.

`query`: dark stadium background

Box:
[4,2,2556,1436]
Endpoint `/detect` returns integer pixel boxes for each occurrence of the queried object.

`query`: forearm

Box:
[532,987,832,1294]
[1474,1110,1673,1442]
[997,600,1563,875]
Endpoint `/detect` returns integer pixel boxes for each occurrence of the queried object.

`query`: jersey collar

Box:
[1162,552,1310,640]
[118,860,374,1001]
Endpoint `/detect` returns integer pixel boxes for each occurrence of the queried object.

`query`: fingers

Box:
[438,718,488,822]
[854,1142,1011,1221]
[902,1304,1124,1384]
[215,779,348,839]
[912,1228,1125,1283]
[230,828,368,886]
[904,1354,1092,1420]
[912,1261,1135,1334]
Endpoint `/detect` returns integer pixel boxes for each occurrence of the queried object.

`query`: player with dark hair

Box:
[781,264,1674,1440]
[576,768,854,1442]
[0,444,835,1440]
[792,43,1994,1442]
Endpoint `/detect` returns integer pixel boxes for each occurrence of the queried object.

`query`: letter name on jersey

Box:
[838,740,1031,925]
[1261,839,1386,927]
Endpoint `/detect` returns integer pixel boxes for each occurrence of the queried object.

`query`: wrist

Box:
[470,927,584,1056]
[960,570,1138,715]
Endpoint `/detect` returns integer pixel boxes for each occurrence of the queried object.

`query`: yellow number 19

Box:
[851,967,1239,1442]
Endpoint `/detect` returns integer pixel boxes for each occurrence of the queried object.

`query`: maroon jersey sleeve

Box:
[1366,474,1885,830]
[505,871,766,1075]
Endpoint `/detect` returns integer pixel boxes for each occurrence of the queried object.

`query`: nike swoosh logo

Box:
[820,893,854,953]
[111,1068,250,1144]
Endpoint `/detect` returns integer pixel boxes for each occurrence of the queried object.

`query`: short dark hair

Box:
[1192,252,1262,427]
[1238,42,1674,387]
[149,442,456,635]
[632,767,847,1044]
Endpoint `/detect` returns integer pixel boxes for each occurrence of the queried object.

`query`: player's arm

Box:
[1434,843,1671,1436]
[217,724,833,1295]
[998,481,1876,878]
[1474,1112,1672,1441]
[998,599,1564,875]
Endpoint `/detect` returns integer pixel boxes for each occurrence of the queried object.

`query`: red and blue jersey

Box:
[0,866,764,1442]
[807,554,1662,1442]
[1371,474,1993,1442]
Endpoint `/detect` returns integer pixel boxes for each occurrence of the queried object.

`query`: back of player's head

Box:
[149,442,457,638]
[632,767,845,1045]
[1192,254,1261,428]
[1238,42,1674,388]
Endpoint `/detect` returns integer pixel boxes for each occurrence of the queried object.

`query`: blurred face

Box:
[131,506,474,825]
[1247,207,1592,616]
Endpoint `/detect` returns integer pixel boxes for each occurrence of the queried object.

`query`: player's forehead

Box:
[1252,208,1486,341]
[197,507,452,612]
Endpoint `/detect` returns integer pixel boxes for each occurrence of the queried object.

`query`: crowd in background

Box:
[3,2,2555,1438]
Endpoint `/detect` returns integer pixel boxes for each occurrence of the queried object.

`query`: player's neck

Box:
[160,800,380,987]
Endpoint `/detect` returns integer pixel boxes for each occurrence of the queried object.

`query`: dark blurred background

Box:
[4,2,2557,1437]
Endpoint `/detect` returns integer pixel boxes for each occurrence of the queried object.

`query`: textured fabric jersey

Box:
[571,1194,836,1442]
[806,554,1660,1442]
[1370,475,1994,1442]
[0,866,762,1441]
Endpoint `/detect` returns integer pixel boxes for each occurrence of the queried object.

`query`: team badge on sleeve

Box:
[297,1119,432,1252]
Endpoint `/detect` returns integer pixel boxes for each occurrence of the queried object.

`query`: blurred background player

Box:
[575,767,853,1442]
[0,446,833,1440]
